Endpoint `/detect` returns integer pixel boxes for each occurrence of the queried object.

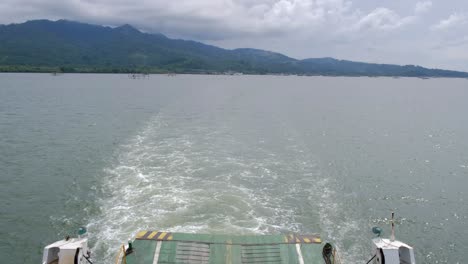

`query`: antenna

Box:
[390,212,395,242]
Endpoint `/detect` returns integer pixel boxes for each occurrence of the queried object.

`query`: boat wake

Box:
[88,111,365,263]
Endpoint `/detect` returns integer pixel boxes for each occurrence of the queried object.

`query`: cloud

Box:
[431,13,467,31]
[0,0,418,39]
[345,1,432,33]
[0,0,350,38]
[350,7,415,32]
[432,36,468,49]
[414,1,432,14]
[0,0,468,70]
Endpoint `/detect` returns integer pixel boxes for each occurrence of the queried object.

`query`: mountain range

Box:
[1,19,467,77]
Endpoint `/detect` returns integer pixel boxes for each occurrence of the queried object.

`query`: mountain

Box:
[0,19,467,77]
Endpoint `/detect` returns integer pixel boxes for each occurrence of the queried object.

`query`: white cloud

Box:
[0,0,468,70]
[0,0,415,38]
[431,13,467,31]
[350,7,415,32]
[345,1,433,33]
[415,1,432,14]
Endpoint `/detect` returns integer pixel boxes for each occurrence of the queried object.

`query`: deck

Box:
[120,231,333,264]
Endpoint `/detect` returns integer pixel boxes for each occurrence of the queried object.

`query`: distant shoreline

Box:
[2,20,468,79]
[1,66,468,78]
[2,70,468,79]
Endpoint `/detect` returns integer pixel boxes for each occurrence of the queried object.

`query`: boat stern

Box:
[117,231,338,264]
[371,238,416,264]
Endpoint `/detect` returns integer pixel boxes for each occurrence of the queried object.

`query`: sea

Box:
[0,73,467,263]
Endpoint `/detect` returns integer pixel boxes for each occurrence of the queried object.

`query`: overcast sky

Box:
[1,0,467,71]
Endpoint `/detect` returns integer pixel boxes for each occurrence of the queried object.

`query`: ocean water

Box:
[0,73,467,263]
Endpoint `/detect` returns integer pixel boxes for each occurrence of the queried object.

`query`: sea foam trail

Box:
[88,107,365,263]
[88,113,316,262]
[275,124,367,263]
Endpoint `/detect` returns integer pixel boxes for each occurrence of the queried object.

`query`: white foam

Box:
[87,112,365,263]
[87,114,312,262]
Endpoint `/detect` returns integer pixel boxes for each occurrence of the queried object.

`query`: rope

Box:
[365,254,376,264]
[83,254,94,264]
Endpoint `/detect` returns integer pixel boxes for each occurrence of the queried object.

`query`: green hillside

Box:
[1,19,467,77]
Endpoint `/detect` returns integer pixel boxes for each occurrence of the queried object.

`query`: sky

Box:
[0,0,467,71]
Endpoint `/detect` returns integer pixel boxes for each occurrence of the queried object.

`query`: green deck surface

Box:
[123,231,328,264]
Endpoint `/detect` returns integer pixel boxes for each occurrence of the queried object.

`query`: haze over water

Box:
[1,74,467,263]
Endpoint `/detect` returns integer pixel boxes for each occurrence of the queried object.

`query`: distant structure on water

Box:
[128,73,150,79]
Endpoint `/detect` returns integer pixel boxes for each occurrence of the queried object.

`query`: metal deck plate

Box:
[123,232,325,264]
